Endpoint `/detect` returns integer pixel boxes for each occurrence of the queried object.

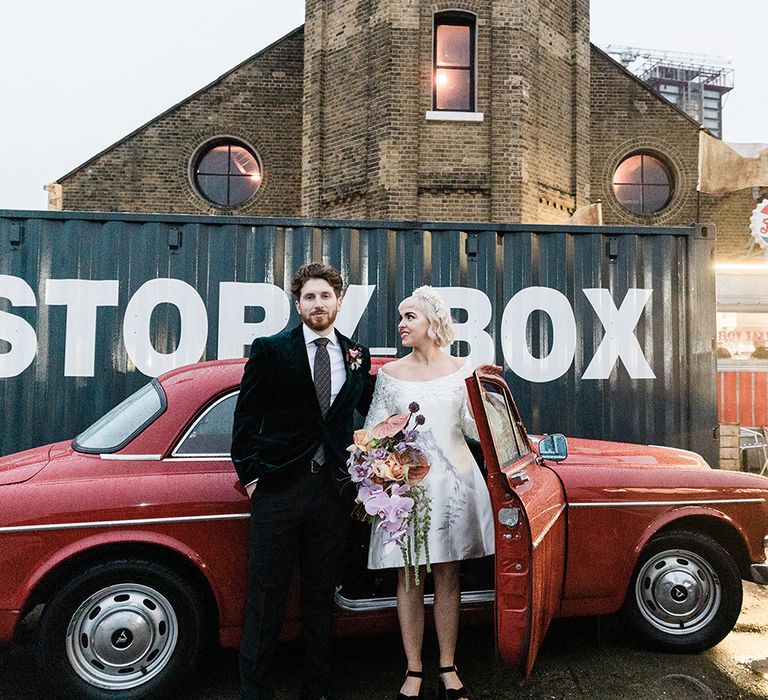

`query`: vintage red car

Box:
[1,359,766,699]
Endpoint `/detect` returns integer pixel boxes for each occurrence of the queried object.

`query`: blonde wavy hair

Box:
[399,286,455,348]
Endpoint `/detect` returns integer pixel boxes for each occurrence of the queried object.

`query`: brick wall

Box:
[590,47,700,230]
[60,30,305,217]
[302,0,590,224]
[591,47,766,261]
[56,2,755,251]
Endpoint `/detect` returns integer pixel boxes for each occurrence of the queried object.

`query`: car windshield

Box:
[73,380,166,453]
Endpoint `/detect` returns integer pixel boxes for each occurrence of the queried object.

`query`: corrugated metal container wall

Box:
[0,211,717,465]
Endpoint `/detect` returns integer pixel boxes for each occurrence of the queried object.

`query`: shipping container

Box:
[0,210,717,465]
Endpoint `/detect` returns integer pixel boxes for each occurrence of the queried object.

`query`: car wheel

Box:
[622,530,742,653]
[35,559,210,699]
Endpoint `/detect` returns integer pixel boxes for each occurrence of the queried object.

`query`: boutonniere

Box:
[346,344,363,371]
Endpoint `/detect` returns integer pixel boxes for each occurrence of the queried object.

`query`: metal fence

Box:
[0,210,717,465]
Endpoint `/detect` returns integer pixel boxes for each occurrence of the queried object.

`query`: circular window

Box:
[193,140,262,207]
[612,153,673,215]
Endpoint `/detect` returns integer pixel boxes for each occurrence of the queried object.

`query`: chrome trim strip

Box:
[569,498,766,508]
[170,390,239,459]
[163,456,231,462]
[99,454,163,461]
[532,503,566,549]
[334,589,494,612]
[0,513,250,534]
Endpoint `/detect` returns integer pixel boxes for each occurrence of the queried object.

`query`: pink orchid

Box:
[356,482,383,504]
[384,492,414,524]
[381,525,408,555]
[361,486,392,519]
[389,483,411,497]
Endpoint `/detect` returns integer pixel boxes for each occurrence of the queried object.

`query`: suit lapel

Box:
[327,332,354,418]
[288,324,320,414]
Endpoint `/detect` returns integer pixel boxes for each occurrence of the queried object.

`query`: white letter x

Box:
[582,288,655,380]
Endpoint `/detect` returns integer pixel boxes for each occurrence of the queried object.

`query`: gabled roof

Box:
[57,25,304,183]
[590,44,703,131]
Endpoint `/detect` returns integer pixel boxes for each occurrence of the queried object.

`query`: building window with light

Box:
[433,12,476,112]
[193,139,262,208]
[612,152,673,215]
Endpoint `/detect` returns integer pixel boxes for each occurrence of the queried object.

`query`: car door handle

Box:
[507,469,529,486]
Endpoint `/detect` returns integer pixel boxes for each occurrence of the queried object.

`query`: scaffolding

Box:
[603,45,734,138]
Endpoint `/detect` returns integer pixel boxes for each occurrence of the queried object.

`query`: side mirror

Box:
[538,433,568,462]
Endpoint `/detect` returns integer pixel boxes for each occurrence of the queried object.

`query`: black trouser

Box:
[239,466,350,700]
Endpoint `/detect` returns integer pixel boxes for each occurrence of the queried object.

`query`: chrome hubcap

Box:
[635,548,721,635]
[65,583,178,690]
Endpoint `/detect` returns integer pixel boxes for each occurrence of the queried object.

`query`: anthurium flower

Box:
[398,447,430,485]
[372,412,411,439]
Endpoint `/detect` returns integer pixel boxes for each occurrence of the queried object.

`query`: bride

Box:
[364,286,495,700]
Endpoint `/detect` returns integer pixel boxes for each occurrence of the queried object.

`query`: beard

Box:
[302,307,337,332]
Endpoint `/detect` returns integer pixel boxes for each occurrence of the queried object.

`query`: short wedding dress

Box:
[365,360,495,570]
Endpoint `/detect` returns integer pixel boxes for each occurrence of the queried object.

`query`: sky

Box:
[0,0,764,211]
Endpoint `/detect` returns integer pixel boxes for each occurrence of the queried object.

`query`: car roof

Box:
[156,359,247,394]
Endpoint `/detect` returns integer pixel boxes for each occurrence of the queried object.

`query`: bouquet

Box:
[347,402,432,588]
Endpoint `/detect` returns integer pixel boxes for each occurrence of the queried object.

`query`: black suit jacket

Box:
[231,324,375,496]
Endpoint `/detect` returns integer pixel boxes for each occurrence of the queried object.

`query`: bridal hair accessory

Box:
[411,285,449,319]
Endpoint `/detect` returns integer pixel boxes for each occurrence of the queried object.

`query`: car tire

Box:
[35,559,210,700]
[622,530,742,653]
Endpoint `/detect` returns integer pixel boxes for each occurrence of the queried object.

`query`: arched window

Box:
[193,139,262,208]
[612,153,673,215]
[433,12,476,112]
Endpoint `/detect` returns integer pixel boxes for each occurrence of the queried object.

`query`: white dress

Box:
[365,360,495,569]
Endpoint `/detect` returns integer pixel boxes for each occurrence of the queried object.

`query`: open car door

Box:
[466,372,567,679]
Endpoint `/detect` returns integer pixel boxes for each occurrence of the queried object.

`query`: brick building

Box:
[53,0,764,262]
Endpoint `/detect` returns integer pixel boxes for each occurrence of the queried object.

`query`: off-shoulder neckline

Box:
[378,358,470,384]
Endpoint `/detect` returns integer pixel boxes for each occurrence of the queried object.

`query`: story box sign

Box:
[0,211,716,464]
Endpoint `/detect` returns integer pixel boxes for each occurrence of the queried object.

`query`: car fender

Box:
[19,529,229,625]
[627,505,750,588]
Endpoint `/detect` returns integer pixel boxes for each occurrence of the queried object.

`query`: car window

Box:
[73,379,166,453]
[173,393,237,456]
[480,381,531,467]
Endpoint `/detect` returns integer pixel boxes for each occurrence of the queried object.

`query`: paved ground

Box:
[1,583,766,699]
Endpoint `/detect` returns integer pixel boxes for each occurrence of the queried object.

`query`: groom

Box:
[231,262,375,700]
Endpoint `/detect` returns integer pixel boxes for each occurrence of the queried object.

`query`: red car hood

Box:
[0,442,58,485]
[534,435,710,470]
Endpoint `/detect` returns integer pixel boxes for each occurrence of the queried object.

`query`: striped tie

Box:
[312,337,331,464]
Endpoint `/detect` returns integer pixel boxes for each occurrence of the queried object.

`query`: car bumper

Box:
[751,563,768,585]
[0,610,20,645]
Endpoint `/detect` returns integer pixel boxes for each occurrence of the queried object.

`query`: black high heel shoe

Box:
[436,665,468,700]
[397,670,424,700]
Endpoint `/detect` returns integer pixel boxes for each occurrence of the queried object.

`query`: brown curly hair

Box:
[290,262,344,299]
